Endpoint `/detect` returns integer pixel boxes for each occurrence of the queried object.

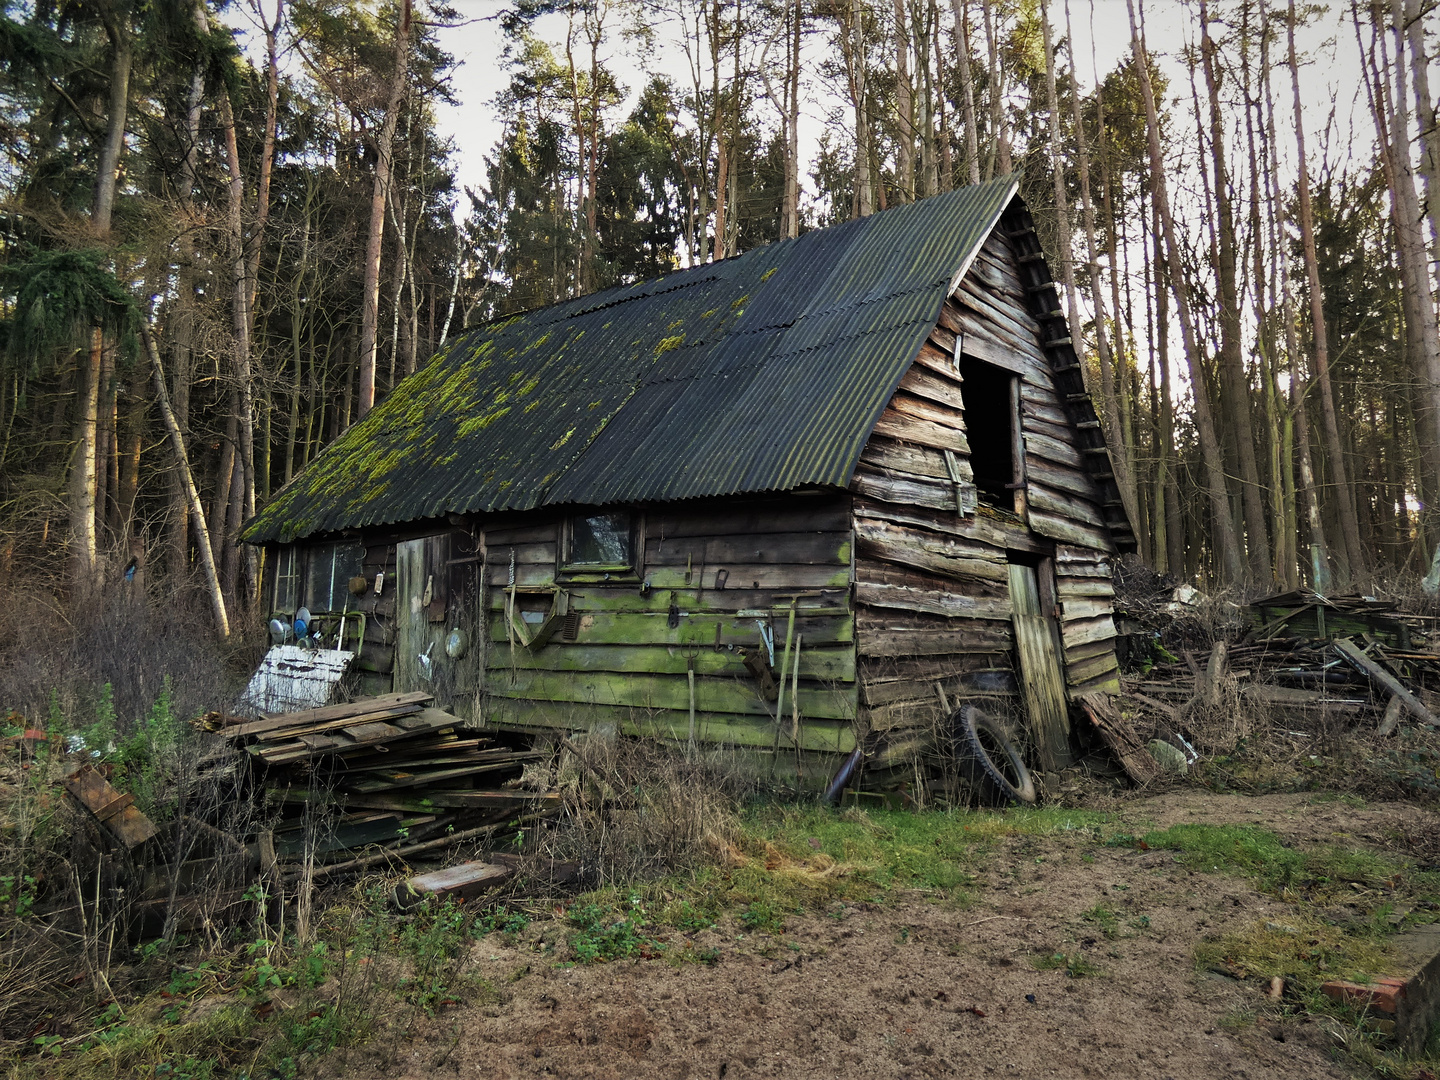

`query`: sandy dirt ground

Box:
[322,793,1439,1080]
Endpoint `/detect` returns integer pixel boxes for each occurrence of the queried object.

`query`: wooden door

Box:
[1010,561,1072,772]
[394,538,430,695]
[394,532,483,713]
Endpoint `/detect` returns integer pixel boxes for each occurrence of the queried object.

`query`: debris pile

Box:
[222,691,559,874]
[1107,586,1440,774]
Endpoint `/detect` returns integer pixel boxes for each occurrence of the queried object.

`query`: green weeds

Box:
[566,898,665,963]
[738,900,786,935]
[1140,823,1437,908]
[1081,903,1121,939]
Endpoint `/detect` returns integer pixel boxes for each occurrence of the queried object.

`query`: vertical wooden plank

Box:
[394,538,427,694]
[1009,562,1072,771]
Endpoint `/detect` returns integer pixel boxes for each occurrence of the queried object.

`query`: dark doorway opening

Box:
[959,356,1018,508]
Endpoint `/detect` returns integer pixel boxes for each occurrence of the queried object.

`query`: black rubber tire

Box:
[955,705,1037,805]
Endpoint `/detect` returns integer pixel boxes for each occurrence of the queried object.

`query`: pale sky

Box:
[428,0,1373,211]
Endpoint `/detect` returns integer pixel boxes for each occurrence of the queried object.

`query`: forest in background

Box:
[0,0,1438,641]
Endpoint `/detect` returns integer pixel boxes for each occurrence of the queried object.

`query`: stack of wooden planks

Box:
[225,692,557,866]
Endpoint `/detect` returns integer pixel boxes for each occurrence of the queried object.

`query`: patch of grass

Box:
[566,899,664,963]
[470,904,532,943]
[738,901,786,935]
[1195,912,1398,1005]
[1141,823,1440,908]
[1081,903,1121,939]
[734,805,1113,901]
[658,898,716,932]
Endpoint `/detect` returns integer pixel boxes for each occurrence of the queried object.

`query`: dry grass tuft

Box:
[541,734,747,888]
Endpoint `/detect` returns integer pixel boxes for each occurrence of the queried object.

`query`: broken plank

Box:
[394,861,516,909]
[63,766,158,849]
[1333,639,1437,726]
[1077,694,1159,785]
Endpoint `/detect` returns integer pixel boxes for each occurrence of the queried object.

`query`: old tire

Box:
[956,705,1036,805]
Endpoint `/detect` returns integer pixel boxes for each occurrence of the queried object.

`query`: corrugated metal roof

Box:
[244,177,1020,544]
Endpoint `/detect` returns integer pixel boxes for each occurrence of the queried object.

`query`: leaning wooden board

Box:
[1077,694,1159,785]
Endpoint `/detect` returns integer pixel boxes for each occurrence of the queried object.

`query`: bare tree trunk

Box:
[218,88,258,598]
[838,0,874,217]
[893,0,914,202]
[1383,0,1440,542]
[166,0,211,580]
[70,5,130,595]
[932,3,952,190]
[1039,0,1079,355]
[950,0,981,185]
[981,0,1009,176]
[440,223,463,341]
[245,0,283,313]
[781,0,802,237]
[1153,199,1184,578]
[1201,0,1270,583]
[142,322,230,637]
[1128,0,1243,584]
[1288,0,1365,580]
[92,6,131,235]
[1059,0,1136,524]
[1404,0,1440,293]
[1242,3,1291,583]
[358,0,412,418]
[916,0,938,197]
[68,331,102,594]
[95,345,115,550]
[1261,15,1331,589]
[117,365,143,538]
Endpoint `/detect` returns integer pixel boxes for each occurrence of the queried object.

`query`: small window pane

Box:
[570,513,632,566]
[303,543,365,610]
[273,547,300,612]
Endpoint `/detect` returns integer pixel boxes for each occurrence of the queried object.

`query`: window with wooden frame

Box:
[302,542,365,612]
[271,546,301,614]
[959,355,1024,512]
[559,511,641,580]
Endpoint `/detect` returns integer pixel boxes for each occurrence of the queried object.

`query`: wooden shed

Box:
[242,176,1135,789]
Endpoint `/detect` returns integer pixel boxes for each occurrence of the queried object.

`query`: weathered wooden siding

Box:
[480,497,859,761]
[851,329,1019,756]
[350,540,399,698]
[392,529,484,715]
[851,211,1122,747]
[946,219,1121,696]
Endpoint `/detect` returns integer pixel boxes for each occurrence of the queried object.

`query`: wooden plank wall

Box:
[480,497,860,765]
[350,540,399,698]
[955,223,1121,697]
[851,219,1122,740]
[851,331,1017,755]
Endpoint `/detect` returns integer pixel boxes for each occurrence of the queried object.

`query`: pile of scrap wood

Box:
[1247,589,1436,649]
[222,691,559,875]
[1125,635,1440,736]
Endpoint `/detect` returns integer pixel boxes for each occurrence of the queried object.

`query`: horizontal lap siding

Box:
[851,335,1018,739]
[973,228,1120,693]
[1056,545,1121,694]
[482,498,858,756]
[852,220,1124,724]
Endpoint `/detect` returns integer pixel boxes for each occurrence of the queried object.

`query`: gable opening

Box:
[959,355,1020,510]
